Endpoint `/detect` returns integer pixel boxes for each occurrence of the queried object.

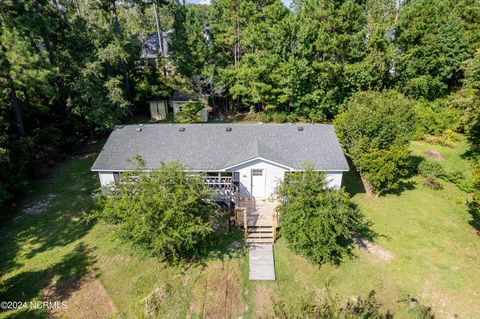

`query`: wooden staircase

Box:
[234,205,277,244]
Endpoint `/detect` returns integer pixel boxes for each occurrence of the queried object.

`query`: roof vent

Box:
[179,127,185,132]
[226,127,232,132]
[136,127,142,132]
[297,126,304,131]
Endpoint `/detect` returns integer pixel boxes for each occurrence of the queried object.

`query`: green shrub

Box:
[399,296,435,319]
[334,90,415,195]
[306,109,326,123]
[413,101,461,139]
[273,290,391,318]
[418,160,445,178]
[271,111,288,123]
[175,102,204,123]
[472,164,480,190]
[90,161,218,261]
[275,165,368,265]
[286,113,299,123]
[257,112,272,123]
[424,130,458,148]
[356,146,412,195]
[244,111,259,122]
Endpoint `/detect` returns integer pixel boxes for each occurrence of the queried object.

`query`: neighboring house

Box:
[140,31,170,59]
[91,123,349,198]
[171,92,208,122]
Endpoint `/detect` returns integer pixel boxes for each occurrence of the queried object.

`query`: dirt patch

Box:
[21,194,57,215]
[189,260,246,318]
[425,150,444,160]
[76,152,97,160]
[253,284,274,318]
[43,275,117,319]
[355,237,393,261]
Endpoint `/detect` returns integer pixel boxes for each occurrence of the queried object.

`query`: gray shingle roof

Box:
[172,91,197,102]
[91,123,349,172]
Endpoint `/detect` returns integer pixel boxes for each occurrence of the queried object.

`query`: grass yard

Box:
[1,137,479,318]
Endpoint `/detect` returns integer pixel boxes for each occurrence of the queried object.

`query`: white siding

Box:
[325,172,343,189]
[172,101,209,122]
[227,159,288,199]
[98,172,115,188]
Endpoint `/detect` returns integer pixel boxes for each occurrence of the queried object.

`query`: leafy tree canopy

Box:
[335,90,415,194]
[91,161,218,261]
[275,165,369,265]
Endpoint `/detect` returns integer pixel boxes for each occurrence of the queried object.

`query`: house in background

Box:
[91,123,349,243]
[147,92,208,122]
[140,31,170,60]
[171,91,208,122]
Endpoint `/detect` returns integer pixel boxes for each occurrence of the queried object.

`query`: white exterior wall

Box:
[172,101,208,122]
[226,160,344,199]
[227,159,289,199]
[98,172,115,188]
[96,166,344,196]
[325,172,343,189]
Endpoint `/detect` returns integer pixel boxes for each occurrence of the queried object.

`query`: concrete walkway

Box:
[248,244,276,280]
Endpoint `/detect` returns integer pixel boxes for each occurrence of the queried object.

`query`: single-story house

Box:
[91,123,349,200]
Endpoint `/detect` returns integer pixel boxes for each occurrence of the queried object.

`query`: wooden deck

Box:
[234,199,278,244]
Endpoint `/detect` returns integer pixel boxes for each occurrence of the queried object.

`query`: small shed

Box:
[148,100,168,121]
[172,91,208,123]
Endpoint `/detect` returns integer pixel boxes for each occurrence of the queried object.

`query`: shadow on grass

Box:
[343,159,365,196]
[344,155,423,198]
[0,207,95,277]
[461,147,480,161]
[0,242,96,316]
[0,144,100,305]
[468,200,480,236]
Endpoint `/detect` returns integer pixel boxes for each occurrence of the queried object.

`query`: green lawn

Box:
[1,138,479,318]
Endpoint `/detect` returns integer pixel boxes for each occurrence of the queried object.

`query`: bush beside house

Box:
[90,161,219,261]
[275,166,367,265]
[334,90,415,196]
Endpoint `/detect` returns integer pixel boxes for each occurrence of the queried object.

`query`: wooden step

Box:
[247,233,273,238]
[246,238,274,243]
[247,228,273,234]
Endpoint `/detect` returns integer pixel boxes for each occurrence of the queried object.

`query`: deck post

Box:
[243,209,248,240]
[272,213,276,242]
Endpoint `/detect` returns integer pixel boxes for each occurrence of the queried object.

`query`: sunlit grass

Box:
[1,138,479,318]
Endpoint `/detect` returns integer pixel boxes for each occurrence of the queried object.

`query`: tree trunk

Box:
[153,2,167,77]
[74,0,82,17]
[8,77,26,137]
[111,0,131,100]
[360,176,375,198]
[111,0,121,34]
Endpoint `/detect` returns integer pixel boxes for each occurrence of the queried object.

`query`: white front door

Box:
[251,169,266,198]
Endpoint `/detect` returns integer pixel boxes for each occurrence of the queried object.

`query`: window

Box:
[233,172,240,182]
[252,169,263,176]
[113,172,120,182]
